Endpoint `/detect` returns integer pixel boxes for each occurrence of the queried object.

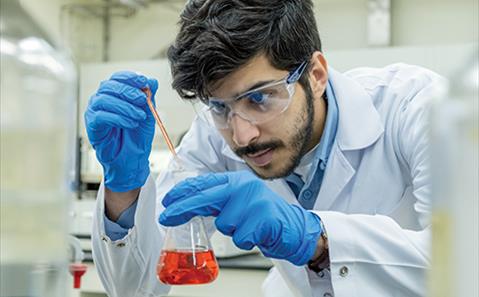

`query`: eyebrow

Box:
[232,79,276,99]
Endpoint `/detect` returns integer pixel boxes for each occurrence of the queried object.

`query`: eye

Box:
[208,100,227,115]
[246,91,271,104]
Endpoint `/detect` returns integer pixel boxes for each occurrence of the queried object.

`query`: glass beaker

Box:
[157,161,219,285]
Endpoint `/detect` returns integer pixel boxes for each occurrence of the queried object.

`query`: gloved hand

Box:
[159,171,323,266]
[84,71,158,192]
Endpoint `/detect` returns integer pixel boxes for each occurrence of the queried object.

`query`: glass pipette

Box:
[143,88,219,285]
[142,87,183,168]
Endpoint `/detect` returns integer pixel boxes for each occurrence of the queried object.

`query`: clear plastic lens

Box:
[210,81,295,129]
[207,59,308,130]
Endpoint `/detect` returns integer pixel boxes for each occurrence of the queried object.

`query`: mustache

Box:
[234,140,284,157]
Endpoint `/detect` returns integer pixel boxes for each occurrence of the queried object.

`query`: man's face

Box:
[209,55,321,179]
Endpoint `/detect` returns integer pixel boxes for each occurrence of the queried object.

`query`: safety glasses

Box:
[207,61,308,130]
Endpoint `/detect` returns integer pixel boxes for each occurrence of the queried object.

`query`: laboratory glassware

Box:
[429,49,478,297]
[157,214,219,285]
[0,0,77,296]
[142,88,220,285]
[156,160,219,285]
[68,235,87,290]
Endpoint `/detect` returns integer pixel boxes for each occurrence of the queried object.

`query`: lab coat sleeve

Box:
[91,113,226,297]
[312,71,446,297]
[92,175,170,297]
[312,212,430,297]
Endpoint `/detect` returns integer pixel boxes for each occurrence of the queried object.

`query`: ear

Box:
[308,51,328,98]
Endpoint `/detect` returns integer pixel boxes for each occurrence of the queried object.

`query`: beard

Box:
[234,83,315,180]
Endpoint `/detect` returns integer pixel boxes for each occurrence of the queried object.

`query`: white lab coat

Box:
[91,63,446,297]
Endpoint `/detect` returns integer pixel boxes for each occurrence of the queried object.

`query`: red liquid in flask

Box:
[157,249,219,285]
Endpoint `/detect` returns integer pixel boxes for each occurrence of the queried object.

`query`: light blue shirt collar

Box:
[316,79,339,168]
[285,79,339,208]
[293,79,339,180]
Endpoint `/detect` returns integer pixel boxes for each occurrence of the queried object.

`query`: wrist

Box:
[310,232,328,261]
[105,187,141,221]
[308,220,329,272]
[287,207,324,266]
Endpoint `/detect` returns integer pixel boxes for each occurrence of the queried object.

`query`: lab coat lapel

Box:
[314,68,384,210]
[314,144,355,210]
[328,67,384,151]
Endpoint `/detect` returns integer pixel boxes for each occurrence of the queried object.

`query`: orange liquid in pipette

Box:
[157,249,219,285]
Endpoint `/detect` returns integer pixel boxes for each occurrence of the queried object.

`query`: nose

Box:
[230,114,260,147]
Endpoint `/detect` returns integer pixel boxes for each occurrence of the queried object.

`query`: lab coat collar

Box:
[328,67,384,151]
[310,67,384,211]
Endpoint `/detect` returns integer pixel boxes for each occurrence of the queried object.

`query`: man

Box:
[85,1,444,296]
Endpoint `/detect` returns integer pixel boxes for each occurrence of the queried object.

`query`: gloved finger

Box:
[144,78,159,111]
[147,78,159,97]
[97,80,147,107]
[159,183,228,226]
[86,109,139,132]
[110,71,149,89]
[162,172,228,208]
[214,192,247,236]
[235,216,282,251]
[158,209,197,227]
[231,223,255,250]
[233,211,280,251]
[84,109,109,145]
[252,218,282,249]
[90,94,147,121]
[109,72,159,107]
[260,248,281,260]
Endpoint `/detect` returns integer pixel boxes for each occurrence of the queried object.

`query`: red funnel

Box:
[69,263,87,289]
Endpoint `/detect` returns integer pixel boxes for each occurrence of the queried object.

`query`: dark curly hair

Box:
[167,0,322,102]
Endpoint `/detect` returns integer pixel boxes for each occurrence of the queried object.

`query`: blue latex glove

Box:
[159,171,323,266]
[84,71,158,192]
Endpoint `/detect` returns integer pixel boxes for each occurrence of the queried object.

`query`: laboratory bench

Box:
[70,250,272,297]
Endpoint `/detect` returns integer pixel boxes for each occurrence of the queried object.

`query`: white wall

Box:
[19,0,67,44]
[315,0,478,51]
[18,0,478,62]
[107,0,478,60]
[108,4,180,61]
[19,0,103,62]
[314,0,370,51]
[390,0,478,47]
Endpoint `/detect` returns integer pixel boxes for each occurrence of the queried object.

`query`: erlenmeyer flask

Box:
[157,216,219,285]
[157,162,219,285]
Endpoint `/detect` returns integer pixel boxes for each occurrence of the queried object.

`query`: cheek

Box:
[258,117,289,137]
[269,92,307,132]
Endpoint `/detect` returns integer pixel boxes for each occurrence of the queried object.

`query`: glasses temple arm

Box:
[286,61,308,84]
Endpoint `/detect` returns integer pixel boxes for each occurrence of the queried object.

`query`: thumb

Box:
[148,78,159,103]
